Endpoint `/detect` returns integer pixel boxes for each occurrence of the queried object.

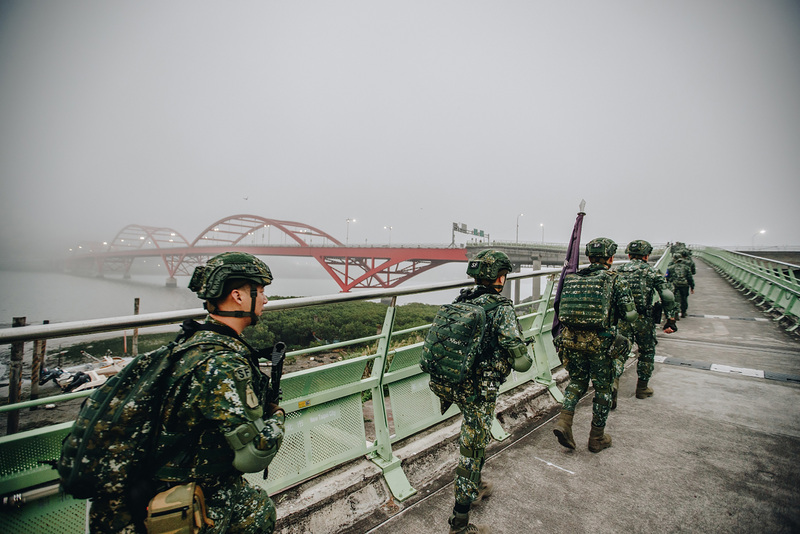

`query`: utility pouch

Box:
[144,482,214,534]
[558,326,604,353]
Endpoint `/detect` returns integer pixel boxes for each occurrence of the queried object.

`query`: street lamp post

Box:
[516,213,523,243]
[540,223,544,244]
[384,226,393,246]
[345,218,356,245]
[751,229,765,249]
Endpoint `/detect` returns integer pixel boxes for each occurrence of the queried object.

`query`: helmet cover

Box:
[466,249,513,280]
[585,237,618,258]
[625,240,653,256]
[189,252,273,300]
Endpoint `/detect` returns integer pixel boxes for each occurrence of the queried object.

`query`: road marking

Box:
[655,355,799,382]
[691,314,769,322]
[533,456,575,474]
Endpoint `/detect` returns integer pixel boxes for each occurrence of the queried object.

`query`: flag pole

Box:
[552,200,586,338]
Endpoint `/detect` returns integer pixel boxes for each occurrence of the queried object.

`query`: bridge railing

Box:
[696,247,800,332]
[0,267,566,532]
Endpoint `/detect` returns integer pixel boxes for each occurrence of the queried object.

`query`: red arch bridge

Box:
[66,214,490,292]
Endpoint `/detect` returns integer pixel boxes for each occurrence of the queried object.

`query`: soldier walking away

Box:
[552,238,637,453]
[667,252,695,318]
[89,252,285,533]
[614,240,677,404]
[424,250,531,533]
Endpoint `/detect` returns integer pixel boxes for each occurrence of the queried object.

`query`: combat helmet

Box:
[189,252,273,324]
[585,237,617,259]
[625,239,653,257]
[467,249,513,281]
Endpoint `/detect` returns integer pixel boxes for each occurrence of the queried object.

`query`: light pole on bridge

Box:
[516,213,523,243]
[346,218,356,245]
[751,229,766,249]
[384,226,393,246]
[540,223,544,244]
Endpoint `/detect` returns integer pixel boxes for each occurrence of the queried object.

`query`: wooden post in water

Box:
[7,317,26,434]
[133,298,140,356]
[30,319,49,408]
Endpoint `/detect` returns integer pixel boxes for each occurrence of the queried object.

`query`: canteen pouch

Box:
[144,482,214,534]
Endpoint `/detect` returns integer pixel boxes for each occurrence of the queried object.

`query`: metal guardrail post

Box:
[531,277,563,403]
[367,298,417,501]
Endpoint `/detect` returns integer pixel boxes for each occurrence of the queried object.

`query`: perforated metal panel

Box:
[253,394,368,493]
[281,356,371,401]
[387,343,423,373]
[387,374,445,441]
[0,494,87,534]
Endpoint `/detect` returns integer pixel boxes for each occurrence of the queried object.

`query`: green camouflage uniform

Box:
[667,259,695,316]
[89,318,285,534]
[615,259,675,382]
[430,286,525,507]
[557,264,635,427]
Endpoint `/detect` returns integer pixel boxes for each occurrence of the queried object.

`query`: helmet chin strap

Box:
[204,286,259,326]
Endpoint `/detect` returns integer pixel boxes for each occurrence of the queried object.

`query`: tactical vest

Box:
[618,264,650,314]
[558,268,616,330]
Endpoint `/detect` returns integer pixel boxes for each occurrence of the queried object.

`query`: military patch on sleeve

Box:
[233,366,252,382]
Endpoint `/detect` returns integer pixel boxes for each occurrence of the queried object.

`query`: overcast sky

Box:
[1,0,798,264]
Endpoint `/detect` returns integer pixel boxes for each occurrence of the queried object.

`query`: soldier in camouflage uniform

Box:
[552,238,638,453]
[667,253,695,318]
[613,240,677,403]
[89,252,285,534]
[430,250,530,534]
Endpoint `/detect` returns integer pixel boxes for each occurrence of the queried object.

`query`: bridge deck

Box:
[363,258,800,533]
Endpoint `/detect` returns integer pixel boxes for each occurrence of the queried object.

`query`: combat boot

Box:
[448,511,490,534]
[635,380,653,399]
[552,410,576,450]
[588,424,612,453]
[471,480,493,505]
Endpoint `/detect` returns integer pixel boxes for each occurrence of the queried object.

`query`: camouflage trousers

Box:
[89,475,276,534]
[617,317,658,382]
[561,348,614,428]
[674,285,691,315]
[454,398,495,506]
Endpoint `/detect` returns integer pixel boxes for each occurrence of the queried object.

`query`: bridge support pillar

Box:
[532,259,542,301]
[165,277,177,288]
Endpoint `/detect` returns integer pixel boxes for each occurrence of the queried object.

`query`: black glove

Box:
[663,318,677,333]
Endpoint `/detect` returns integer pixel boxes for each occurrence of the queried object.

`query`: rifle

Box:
[264,342,286,406]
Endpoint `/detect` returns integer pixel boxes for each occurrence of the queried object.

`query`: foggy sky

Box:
[1,0,799,264]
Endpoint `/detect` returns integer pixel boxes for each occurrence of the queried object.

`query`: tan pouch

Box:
[144,482,215,534]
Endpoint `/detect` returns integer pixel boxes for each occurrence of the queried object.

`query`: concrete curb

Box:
[274,368,568,534]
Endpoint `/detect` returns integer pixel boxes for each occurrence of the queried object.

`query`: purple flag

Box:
[552,200,586,338]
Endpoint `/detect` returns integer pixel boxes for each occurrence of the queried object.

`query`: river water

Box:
[0,260,543,378]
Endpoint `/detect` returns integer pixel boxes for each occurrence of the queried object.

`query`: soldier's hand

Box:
[663,319,677,333]
[690,288,694,294]
[266,403,284,418]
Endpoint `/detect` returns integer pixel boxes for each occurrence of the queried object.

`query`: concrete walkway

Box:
[363,259,800,534]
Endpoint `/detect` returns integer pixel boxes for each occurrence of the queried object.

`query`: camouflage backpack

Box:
[57,321,237,501]
[558,269,617,330]
[420,297,504,398]
[668,261,690,287]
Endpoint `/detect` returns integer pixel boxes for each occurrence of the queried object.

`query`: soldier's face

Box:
[251,285,268,316]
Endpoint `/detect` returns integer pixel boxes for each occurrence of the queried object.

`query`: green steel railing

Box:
[0,269,565,532]
[696,248,800,332]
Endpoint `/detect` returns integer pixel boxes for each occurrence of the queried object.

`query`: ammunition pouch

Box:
[144,482,214,534]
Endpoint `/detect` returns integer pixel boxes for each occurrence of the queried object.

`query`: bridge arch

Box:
[105,224,197,279]
[191,214,344,247]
